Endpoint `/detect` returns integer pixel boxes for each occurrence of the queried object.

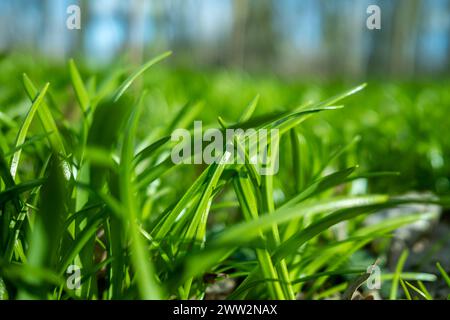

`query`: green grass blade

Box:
[281,166,358,208]
[69,59,90,113]
[316,83,367,108]
[390,249,409,300]
[233,172,286,299]
[239,94,260,123]
[58,211,105,275]
[0,179,45,205]
[17,155,67,299]
[113,51,172,102]
[229,269,366,298]
[405,281,431,300]
[381,273,437,282]
[400,279,412,300]
[10,83,50,179]
[152,168,209,240]
[436,262,450,288]
[0,111,16,129]
[134,136,171,165]
[172,195,391,286]
[119,93,163,299]
[184,155,229,244]
[417,281,433,300]
[22,74,66,155]
[218,195,389,248]
[166,101,204,134]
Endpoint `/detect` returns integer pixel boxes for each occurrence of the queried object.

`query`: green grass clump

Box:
[0,53,448,300]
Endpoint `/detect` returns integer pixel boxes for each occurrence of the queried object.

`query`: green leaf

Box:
[404,281,431,300]
[58,210,106,275]
[22,74,66,156]
[0,179,45,205]
[113,51,172,102]
[239,94,260,123]
[173,195,390,286]
[381,273,437,282]
[436,262,450,288]
[0,277,8,300]
[69,59,90,112]
[316,83,367,108]
[134,136,171,165]
[166,101,204,134]
[390,249,409,300]
[119,93,163,299]
[10,83,50,179]
[400,279,412,300]
[281,166,358,208]
[17,155,68,298]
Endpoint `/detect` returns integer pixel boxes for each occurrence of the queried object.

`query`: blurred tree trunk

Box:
[390,0,421,77]
[162,0,190,55]
[128,0,147,65]
[321,1,339,76]
[43,0,65,59]
[244,0,277,71]
[66,0,90,59]
[149,0,169,51]
[447,1,450,72]
[346,2,367,78]
[366,2,394,77]
[231,0,249,68]
[323,1,366,78]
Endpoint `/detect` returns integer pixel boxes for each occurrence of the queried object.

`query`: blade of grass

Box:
[10,83,50,179]
[259,139,295,299]
[58,210,106,275]
[405,281,431,300]
[17,155,67,299]
[172,195,391,287]
[316,83,367,108]
[381,273,437,282]
[152,168,209,240]
[229,269,366,299]
[0,179,45,205]
[436,262,450,288]
[69,59,90,113]
[400,279,412,300]
[233,172,286,299]
[417,281,432,300]
[22,74,66,156]
[239,94,260,123]
[166,101,204,134]
[134,136,171,165]
[113,51,172,102]
[390,249,409,300]
[119,92,162,299]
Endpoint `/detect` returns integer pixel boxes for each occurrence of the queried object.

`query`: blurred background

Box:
[0,0,449,194]
[0,0,450,196]
[0,0,449,79]
[0,1,449,298]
